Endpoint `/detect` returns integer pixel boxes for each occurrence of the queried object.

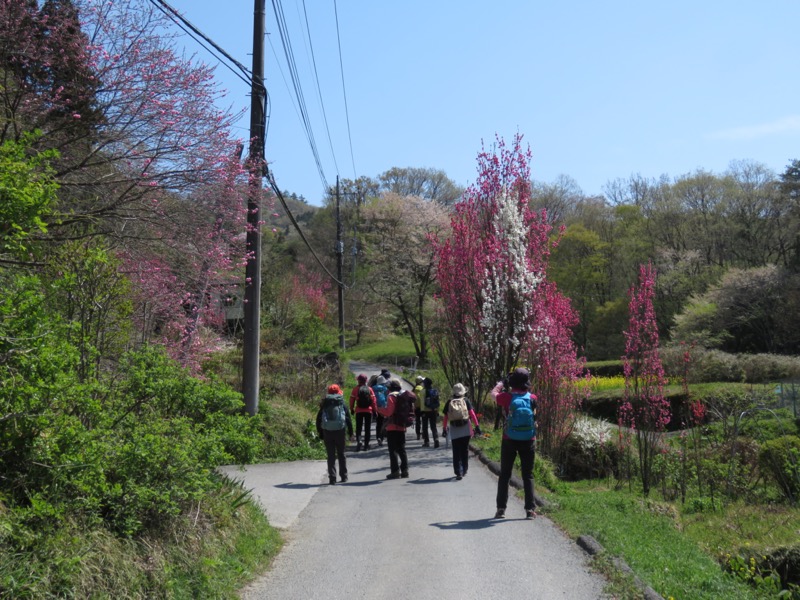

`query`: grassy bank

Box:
[472,430,796,599]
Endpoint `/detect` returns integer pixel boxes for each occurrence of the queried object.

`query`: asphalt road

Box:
[223,364,608,600]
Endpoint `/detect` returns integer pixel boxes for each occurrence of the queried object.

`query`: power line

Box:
[266,172,345,287]
[148,0,254,88]
[333,0,357,180]
[301,0,339,176]
[271,0,329,190]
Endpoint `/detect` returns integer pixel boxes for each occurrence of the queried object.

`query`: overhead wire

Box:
[267,172,346,287]
[333,0,357,180]
[146,0,349,288]
[300,0,339,176]
[148,0,254,88]
[271,0,329,191]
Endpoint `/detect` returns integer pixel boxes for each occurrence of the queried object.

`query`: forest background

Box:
[2,1,800,598]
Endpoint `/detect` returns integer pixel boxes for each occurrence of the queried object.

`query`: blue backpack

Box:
[372,384,388,408]
[321,395,346,431]
[505,392,535,440]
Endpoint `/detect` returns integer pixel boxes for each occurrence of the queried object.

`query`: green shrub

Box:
[759,436,800,503]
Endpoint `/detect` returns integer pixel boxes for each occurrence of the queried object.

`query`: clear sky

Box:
[165,0,800,205]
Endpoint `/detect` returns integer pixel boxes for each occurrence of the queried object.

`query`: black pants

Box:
[451,435,471,476]
[414,408,422,436]
[496,438,535,511]
[386,430,408,475]
[323,428,347,480]
[375,414,386,441]
[355,412,372,445]
[422,411,438,443]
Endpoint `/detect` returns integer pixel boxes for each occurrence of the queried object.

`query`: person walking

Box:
[493,368,537,519]
[371,375,389,446]
[441,383,482,480]
[349,373,377,451]
[376,379,412,479]
[413,375,425,440]
[315,384,354,485]
[420,377,440,448]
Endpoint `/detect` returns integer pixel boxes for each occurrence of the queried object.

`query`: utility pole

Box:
[335,177,345,350]
[242,0,265,416]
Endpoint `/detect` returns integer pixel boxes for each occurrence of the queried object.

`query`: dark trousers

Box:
[496,438,535,511]
[386,430,408,475]
[355,412,372,445]
[422,411,438,443]
[375,414,386,440]
[323,428,347,480]
[451,435,471,476]
[414,408,422,437]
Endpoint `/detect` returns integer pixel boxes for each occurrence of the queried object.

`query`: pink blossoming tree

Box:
[434,135,583,460]
[619,262,672,496]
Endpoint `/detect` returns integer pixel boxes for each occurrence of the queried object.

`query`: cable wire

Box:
[301,0,339,176]
[148,0,254,88]
[333,0,357,179]
[266,171,345,287]
[271,0,329,190]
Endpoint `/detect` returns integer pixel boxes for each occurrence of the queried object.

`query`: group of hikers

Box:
[315,366,538,520]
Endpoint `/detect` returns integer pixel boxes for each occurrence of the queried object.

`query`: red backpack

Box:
[392,390,416,427]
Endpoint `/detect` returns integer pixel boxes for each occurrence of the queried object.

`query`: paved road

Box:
[221,363,609,599]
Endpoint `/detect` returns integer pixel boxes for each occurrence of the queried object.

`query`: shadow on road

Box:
[275,482,321,490]
[429,518,502,530]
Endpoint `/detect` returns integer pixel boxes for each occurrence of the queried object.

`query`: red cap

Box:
[327,384,342,395]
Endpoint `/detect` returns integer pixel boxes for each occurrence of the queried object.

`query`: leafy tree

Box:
[530,174,584,225]
[549,223,609,352]
[0,134,59,259]
[673,265,800,354]
[378,166,463,205]
[360,192,450,362]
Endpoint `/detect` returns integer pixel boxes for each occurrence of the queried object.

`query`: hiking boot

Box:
[363,443,370,451]
[386,472,401,480]
[434,439,440,448]
[356,443,362,452]
[329,477,337,485]
[377,438,384,447]
[456,474,463,480]
[416,434,421,440]
[526,509,536,520]
[494,509,505,519]
[341,475,349,483]
[400,471,409,478]
[422,441,430,447]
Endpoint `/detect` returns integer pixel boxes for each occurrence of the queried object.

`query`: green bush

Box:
[759,436,800,503]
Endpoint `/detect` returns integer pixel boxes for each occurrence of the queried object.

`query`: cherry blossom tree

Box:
[619,262,671,496]
[2,0,253,371]
[434,134,563,412]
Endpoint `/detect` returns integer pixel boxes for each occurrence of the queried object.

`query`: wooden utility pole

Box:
[242,0,265,416]
[335,176,345,350]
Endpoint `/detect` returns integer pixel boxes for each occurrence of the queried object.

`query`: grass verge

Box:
[471,431,768,600]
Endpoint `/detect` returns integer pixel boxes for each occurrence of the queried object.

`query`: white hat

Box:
[452,383,467,397]
[376,376,386,385]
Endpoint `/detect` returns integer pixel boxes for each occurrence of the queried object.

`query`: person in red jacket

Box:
[493,367,538,519]
[376,378,410,479]
[349,373,377,451]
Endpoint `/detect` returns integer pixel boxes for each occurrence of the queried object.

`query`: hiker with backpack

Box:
[413,375,425,440]
[349,373,377,451]
[376,379,414,479]
[493,367,538,519]
[315,384,354,485]
[371,375,389,446]
[421,377,441,448]
[441,383,482,480]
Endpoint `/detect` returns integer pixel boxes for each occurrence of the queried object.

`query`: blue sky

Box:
[165,1,800,205]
